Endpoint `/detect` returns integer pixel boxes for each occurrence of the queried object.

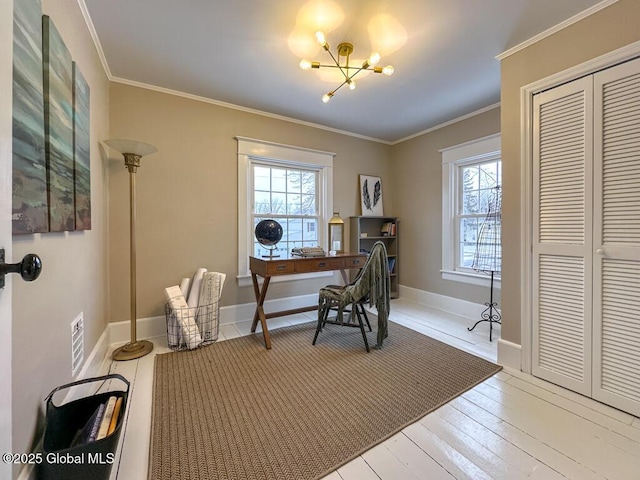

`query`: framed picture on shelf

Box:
[359,174,383,216]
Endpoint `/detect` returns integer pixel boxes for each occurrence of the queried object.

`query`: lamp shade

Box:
[104,139,157,157]
[328,212,344,253]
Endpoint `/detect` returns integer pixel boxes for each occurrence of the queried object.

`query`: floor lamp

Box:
[105,139,157,361]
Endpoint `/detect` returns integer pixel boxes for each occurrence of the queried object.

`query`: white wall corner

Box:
[497,338,522,370]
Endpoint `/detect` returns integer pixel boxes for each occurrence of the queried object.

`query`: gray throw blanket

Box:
[318,241,390,347]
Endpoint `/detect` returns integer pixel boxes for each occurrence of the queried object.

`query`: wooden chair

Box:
[312,241,390,352]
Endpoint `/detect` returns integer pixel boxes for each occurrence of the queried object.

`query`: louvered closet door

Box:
[532,77,593,396]
[592,57,640,416]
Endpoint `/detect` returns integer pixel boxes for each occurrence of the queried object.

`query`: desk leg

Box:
[340,269,349,284]
[251,273,272,349]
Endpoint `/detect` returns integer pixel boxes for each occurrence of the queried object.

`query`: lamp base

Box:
[112,340,154,361]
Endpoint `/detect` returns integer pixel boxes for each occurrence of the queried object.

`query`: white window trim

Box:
[237,137,335,287]
[441,133,502,288]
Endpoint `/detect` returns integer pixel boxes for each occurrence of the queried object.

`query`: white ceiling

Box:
[82,0,606,143]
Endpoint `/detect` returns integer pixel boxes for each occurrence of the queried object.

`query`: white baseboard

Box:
[398,284,501,320]
[497,338,522,370]
[108,293,320,345]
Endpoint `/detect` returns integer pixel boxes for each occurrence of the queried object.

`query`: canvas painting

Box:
[360,174,383,216]
[73,61,91,230]
[12,0,48,234]
[43,15,75,231]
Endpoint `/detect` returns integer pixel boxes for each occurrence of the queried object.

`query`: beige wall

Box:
[500,0,640,345]
[11,0,110,471]
[389,107,501,305]
[108,84,391,321]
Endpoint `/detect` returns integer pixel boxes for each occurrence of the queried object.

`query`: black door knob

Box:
[0,249,43,288]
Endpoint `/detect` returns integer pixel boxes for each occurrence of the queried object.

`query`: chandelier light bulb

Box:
[299,59,312,70]
[348,80,356,90]
[322,92,333,103]
[369,52,381,66]
[315,31,326,46]
[382,65,395,76]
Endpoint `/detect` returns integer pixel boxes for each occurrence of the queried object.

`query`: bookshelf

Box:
[350,216,399,298]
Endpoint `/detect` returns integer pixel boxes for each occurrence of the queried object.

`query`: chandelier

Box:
[299,31,394,103]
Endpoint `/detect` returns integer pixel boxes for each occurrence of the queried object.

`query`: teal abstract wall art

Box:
[43,15,75,232]
[12,0,48,234]
[73,62,91,230]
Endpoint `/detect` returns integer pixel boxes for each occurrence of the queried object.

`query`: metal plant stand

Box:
[469,186,502,341]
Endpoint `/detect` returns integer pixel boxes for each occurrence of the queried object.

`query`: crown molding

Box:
[76,0,112,79]
[496,0,620,60]
[390,103,501,145]
[110,76,393,145]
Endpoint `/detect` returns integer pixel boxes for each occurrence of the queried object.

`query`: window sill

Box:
[237,271,333,288]
[441,269,501,289]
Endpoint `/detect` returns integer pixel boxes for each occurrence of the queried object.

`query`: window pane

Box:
[461,191,479,214]
[287,218,303,242]
[459,242,476,268]
[303,218,317,242]
[479,162,498,189]
[287,170,302,193]
[461,217,479,243]
[301,172,316,194]
[254,191,270,214]
[479,189,492,213]
[272,168,286,192]
[271,192,286,214]
[462,166,479,191]
[300,194,316,215]
[287,193,301,215]
[254,166,271,191]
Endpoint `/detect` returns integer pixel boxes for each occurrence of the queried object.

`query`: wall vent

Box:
[71,313,84,377]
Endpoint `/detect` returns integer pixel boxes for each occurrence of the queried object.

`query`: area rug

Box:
[149,321,501,480]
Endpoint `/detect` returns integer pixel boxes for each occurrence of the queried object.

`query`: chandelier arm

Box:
[332,78,350,95]
[324,49,350,79]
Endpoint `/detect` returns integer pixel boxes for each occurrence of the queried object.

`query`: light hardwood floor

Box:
[103,298,640,480]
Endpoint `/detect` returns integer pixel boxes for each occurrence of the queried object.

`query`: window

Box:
[237,137,334,284]
[457,159,501,273]
[252,163,319,257]
[441,134,501,287]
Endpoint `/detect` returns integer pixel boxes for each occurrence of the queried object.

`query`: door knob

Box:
[0,248,42,288]
[596,248,604,255]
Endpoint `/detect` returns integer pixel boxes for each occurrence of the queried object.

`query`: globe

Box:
[255,219,283,258]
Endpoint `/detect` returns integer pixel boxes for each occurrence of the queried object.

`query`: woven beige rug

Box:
[149,321,501,480]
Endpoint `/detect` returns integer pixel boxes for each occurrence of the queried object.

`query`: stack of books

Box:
[69,395,123,448]
[380,222,396,236]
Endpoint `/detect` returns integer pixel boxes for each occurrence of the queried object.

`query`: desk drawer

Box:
[265,262,295,275]
[346,256,366,268]
[295,257,345,273]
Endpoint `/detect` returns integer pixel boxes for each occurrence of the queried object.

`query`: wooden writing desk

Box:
[249,252,367,349]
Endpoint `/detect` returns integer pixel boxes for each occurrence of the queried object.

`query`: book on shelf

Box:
[380,222,392,236]
[96,395,118,440]
[390,223,396,236]
[388,257,396,273]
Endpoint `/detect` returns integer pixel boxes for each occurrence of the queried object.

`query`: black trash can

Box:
[38,373,129,480]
